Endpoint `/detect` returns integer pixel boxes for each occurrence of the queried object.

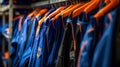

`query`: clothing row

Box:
[1,0,120,67]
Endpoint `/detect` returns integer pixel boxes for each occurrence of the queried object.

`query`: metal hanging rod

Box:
[50,0,67,4]
[0,5,32,12]
[31,0,67,8]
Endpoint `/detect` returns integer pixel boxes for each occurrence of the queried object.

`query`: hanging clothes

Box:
[1,1,120,67]
[92,6,120,67]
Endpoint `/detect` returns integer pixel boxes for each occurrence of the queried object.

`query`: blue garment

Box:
[34,23,48,67]
[72,16,84,66]
[46,18,56,57]
[19,15,43,67]
[34,9,56,67]
[77,17,98,67]
[18,16,33,58]
[11,15,27,44]
[28,22,43,67]
[19,17,39,67]
[28,8,56,67]
[24,16,42,52]
[77,2,108,66]
[77,1,106,67]
[75,13,93,67]
[11,15,27,59]
[46,15,67,67]
[92,7,120,67]
[79,7,99,38]
[11,16,26,57]
[12,16,25,39]
[12,16,33,67]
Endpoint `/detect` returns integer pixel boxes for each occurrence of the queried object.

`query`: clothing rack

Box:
[0,0,67,67]
[1,0,119,67]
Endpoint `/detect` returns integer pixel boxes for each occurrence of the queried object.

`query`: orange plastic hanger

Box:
[51,3,85,22]
[13,15,24,21]
[56,5,74,16]
[84,0,111,14]
[72,0,94,18]
[36,8,48,18]
[28,8,40,18]
[47,6,66,19]
[36,12,49,35]
[62,3,85,18]
[51,4,76,22]
[84,0,101,14]
[94,0,120,19]
[51,5,74,22]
